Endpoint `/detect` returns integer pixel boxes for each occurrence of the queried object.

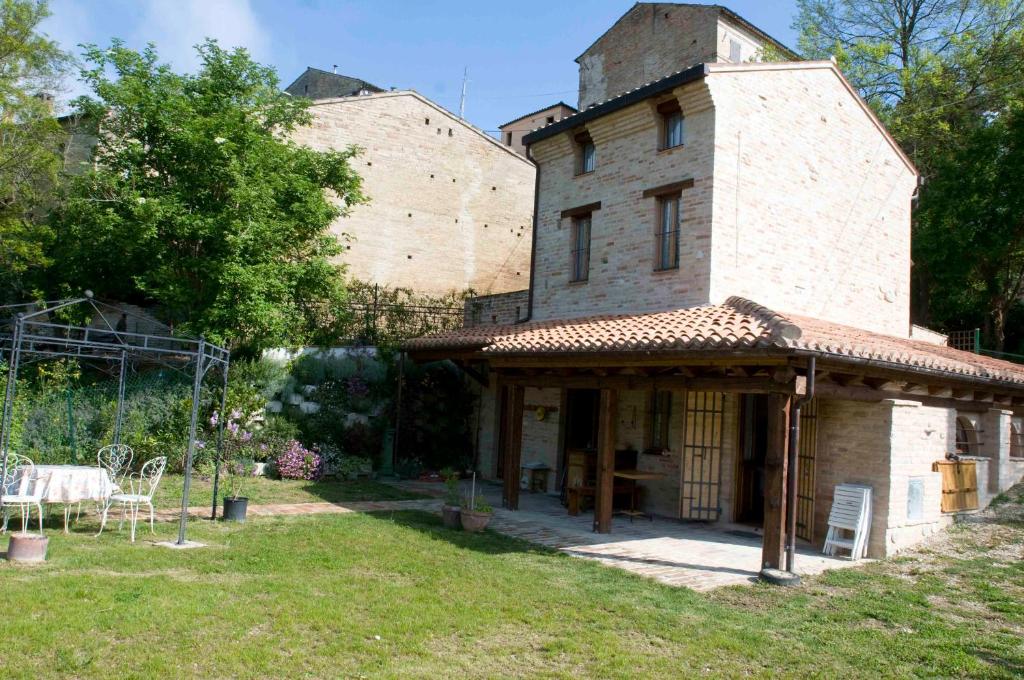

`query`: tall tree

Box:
[0,0,68,303]
[49,40,366,351]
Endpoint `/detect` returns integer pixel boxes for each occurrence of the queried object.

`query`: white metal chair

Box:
[1,454,45,534]
[97,456,166,542]
[80,444,135,534]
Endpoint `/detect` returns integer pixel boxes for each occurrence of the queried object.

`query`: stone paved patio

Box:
[396,478,859,591]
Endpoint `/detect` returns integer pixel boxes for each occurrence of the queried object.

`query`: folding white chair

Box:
[0,454,45,534]
[823,484,872,560]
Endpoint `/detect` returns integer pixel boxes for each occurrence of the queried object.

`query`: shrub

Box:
[275,440,322,480]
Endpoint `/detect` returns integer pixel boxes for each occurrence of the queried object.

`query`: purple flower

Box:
[227,421,239,435]
[195,440,206,449]
[230,409,242,421]
[241,430,253,442]
[209,411,219,427]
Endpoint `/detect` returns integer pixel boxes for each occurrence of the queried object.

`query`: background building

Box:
[289,69,536,297]
[498,102,577,156]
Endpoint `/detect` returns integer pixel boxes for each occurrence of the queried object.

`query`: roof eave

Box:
[522,63,708,147]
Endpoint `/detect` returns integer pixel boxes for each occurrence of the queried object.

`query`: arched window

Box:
[955,416,977,455]
[1011,420,1024,459]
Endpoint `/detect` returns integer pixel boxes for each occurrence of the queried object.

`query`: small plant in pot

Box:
[441,468,461,529]
[460,495,493,533]
[215,410,256,522]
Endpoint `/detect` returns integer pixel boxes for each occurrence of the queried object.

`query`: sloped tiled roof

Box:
[405,297,1024,387]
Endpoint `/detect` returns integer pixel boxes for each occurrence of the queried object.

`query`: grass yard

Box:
[2,486,1024,678]
[152,474,427,510]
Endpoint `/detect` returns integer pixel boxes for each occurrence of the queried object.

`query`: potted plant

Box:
[460,495,493,533]
[216,410,256,522]
[441,468,461,529]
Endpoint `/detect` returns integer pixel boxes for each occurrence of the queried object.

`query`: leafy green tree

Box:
[49,40,366,351]
[795,0,1024,350]
[0,0,68,303]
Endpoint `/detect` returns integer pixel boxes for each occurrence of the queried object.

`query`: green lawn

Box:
[152,474,427,510]
[2,489,1024,678]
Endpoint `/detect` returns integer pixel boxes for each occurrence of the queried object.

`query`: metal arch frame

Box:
[0,297,231,546]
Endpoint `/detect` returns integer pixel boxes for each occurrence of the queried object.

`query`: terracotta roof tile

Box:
[405,297,1024,387]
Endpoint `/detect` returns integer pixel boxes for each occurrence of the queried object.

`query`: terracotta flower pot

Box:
[442,504,462,529]
[460,509,492,533]
[7,533,48,563]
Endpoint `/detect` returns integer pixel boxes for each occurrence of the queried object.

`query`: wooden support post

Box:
[502,385,524,510]
[761,392,792,570]
[594,388,618,533]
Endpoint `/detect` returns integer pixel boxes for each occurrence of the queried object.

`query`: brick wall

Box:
[706,63,917,336]
[528,62,917,336]
[463,289,529,327]
[291,91,536,296]
[816,398,950,558]
[577,4,722,110]
[529,80,717,321]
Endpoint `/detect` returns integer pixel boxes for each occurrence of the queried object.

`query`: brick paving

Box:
[393,479,859,591]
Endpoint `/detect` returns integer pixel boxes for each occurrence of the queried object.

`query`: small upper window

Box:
[1012,420,1024,458]
[657,100,684,150]
[546,115,555,124]
[506,132,513,145]
[729,39,742,63]
[575,131,595,175]
[570,213,592,282]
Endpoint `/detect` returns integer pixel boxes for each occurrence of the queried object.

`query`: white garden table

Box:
[17,465,115,532]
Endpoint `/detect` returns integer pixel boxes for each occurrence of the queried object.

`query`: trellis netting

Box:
[7,369,199,471]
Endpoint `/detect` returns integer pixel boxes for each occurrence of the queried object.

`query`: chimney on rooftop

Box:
[332,64,338,74]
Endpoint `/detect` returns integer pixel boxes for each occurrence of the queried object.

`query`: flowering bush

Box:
[208,410,258,499]
[276,439,323,480]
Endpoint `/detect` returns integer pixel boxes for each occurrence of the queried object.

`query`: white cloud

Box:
[135,0,271,71]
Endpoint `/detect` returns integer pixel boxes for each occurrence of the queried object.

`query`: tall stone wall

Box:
[291,91,536,297]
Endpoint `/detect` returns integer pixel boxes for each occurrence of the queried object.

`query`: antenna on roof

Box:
[458,67,468,119]
[332,64,338,74]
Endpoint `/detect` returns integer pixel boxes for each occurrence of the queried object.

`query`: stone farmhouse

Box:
[407,2,1024,571]
[286,69,536,297]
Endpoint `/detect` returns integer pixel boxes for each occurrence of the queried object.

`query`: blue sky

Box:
[42,1,800,133]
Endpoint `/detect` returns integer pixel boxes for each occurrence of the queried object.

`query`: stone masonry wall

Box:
[291,91,536,296]
[707,63,918,337]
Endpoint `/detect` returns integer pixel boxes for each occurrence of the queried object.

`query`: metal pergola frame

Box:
[0,295,231,545]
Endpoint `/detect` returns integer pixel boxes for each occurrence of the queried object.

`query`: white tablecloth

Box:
[20,465,115,503]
